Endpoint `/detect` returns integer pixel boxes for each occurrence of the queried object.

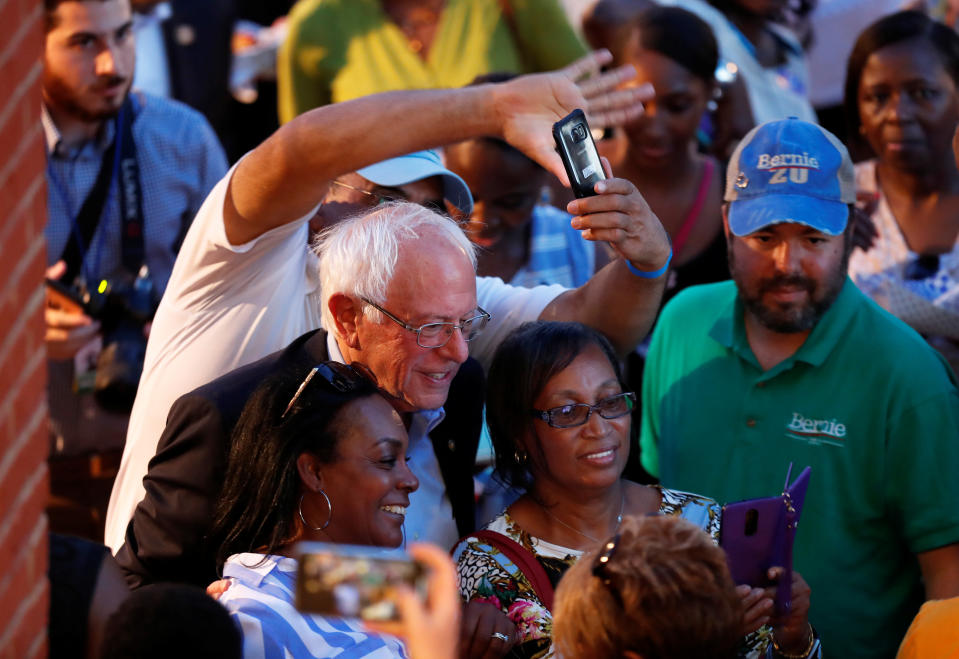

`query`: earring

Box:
[299,490,333,531]
[514,448,528,465]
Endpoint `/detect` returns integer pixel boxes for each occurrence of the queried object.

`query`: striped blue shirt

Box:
[509,204,595,289]
[220,553,408,659]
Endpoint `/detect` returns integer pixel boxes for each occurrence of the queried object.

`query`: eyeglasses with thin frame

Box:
[361,297,491,348]
[330,179,397,207]
[532,392,636,429]
[281,361,370,419]
[330,179,447,215]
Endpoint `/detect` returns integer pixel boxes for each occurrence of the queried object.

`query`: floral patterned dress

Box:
[453,486,772,659]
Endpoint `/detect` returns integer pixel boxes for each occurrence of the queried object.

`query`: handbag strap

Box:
[469,529,555,611]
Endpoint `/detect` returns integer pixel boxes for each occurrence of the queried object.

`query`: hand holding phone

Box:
[553,109,606,198]
[295,542,425,622]
[46,277,88,315]
[44,264,101,360]
[719,465,810,618]
[364,543,462,659]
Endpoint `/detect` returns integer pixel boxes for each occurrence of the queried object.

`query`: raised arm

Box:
[539,160,670,357]
[225,51,651,245]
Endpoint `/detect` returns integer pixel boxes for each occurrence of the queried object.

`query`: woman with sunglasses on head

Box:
[552,515,743,659]
[452,321,816,659]
[210,362,419,658]
[845,10,959,375]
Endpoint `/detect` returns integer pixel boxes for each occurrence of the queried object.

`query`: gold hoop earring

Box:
[299,491,332,531]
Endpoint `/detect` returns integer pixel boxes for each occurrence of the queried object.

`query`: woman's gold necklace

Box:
[539,492,625,544]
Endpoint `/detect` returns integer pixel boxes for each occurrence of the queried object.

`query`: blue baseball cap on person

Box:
[724,117,855,236]
[357,149,473,216]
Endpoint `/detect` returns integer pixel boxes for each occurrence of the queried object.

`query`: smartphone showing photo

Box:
[295,542,425,621]
[553,109,606,198]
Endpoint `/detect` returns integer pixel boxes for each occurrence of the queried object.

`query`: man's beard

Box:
[43,70,130,124]
[728,239,849,334]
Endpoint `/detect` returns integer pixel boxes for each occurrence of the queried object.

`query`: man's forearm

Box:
[226,86,497,245]
[224,53,649,245]
[538,259,666,358]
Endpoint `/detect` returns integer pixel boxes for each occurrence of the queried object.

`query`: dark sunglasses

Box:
[281,361,370,419]
[591,533,621,584]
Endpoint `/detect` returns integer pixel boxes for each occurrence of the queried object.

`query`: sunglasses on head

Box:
[281,361,370,419]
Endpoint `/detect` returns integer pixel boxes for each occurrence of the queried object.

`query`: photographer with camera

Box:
[42,0,227,538]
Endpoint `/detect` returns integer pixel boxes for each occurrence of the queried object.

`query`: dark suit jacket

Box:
[115,329,485,588]
[162,0,236,155]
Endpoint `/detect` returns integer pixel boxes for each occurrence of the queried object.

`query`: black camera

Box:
[55,267,157,413]
[571,123,588,142]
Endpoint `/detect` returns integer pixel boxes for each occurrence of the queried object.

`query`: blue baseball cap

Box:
[724,118,855,236]
[357,149,473,215]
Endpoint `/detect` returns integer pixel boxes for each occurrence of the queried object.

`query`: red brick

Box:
[0,2,51,653]
[4,127,45,212]
[0,461,47,571]
[0,578,47,659]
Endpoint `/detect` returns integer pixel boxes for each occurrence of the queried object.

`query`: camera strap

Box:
[59,94,144,284]
[117,94,144,276]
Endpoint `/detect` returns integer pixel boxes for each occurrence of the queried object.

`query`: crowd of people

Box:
[38,0,959,658]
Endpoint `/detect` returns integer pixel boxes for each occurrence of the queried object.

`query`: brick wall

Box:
[0,0,50,656]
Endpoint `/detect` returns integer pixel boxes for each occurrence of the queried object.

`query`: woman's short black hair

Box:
[628,5,719,84]
[486,321,624,490]
[844,10,959,150]
[210,363,379,568]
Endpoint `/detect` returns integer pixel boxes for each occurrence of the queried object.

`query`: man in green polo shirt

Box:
[640,117,959,659]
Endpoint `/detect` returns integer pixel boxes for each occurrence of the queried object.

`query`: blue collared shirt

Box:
[43,91,227,454]
[43,91,227,292]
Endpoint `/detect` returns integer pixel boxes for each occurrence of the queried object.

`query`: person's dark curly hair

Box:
[210,364,378,569]
[486,321,624,491]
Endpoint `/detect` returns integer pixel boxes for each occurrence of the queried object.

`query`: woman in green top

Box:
[277,0,587,122]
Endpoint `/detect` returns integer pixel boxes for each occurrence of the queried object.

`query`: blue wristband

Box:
[625,247,672,279]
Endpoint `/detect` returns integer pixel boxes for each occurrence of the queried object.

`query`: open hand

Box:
[493,50,653,185]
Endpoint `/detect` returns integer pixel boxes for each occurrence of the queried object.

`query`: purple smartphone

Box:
[719,464,810,617]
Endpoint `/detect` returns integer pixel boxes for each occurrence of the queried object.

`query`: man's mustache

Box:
[758,274,815,295]
[93,75,128,90]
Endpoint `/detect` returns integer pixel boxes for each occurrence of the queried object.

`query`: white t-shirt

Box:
[104,165,564,551]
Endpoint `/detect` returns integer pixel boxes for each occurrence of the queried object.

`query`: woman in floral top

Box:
[452,322,819,659]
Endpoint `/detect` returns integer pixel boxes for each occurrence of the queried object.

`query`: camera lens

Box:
[571,124,587,142]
